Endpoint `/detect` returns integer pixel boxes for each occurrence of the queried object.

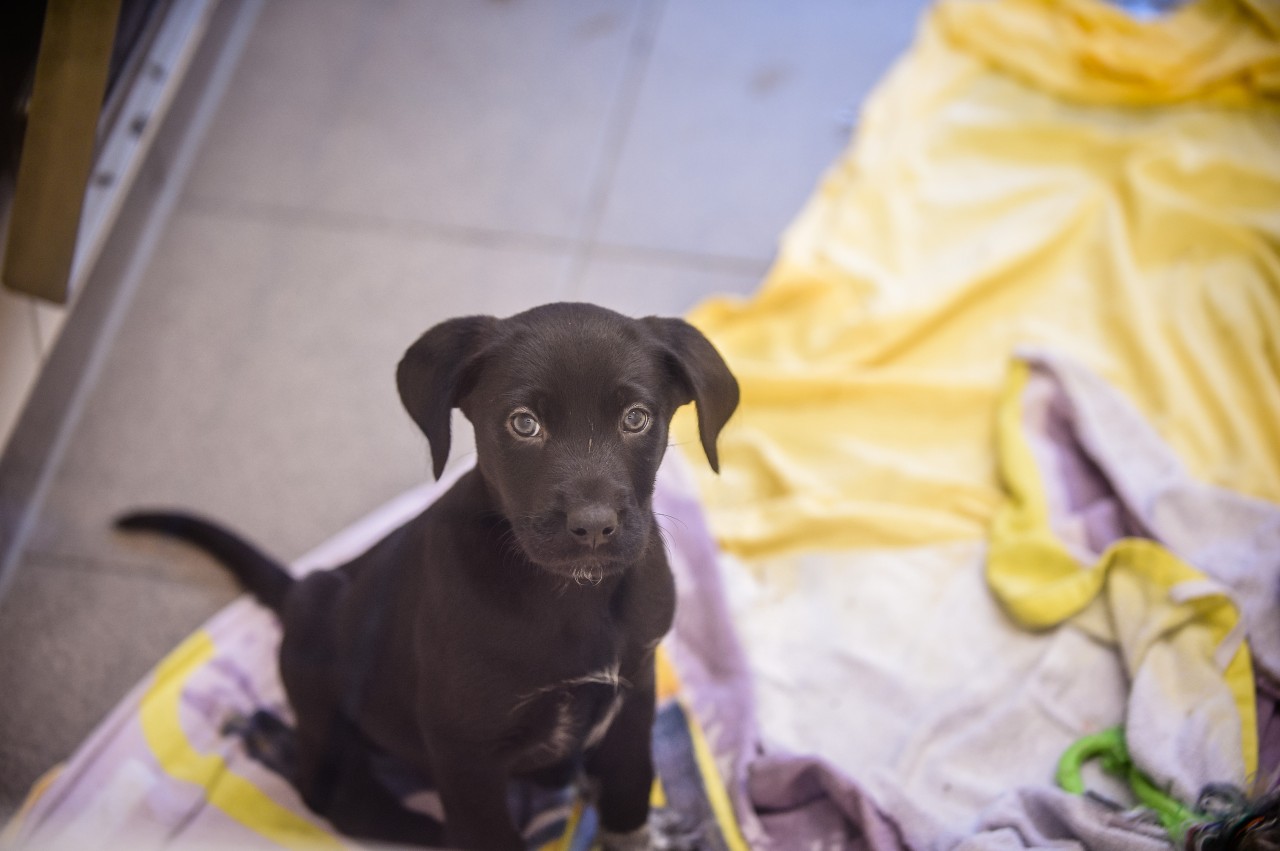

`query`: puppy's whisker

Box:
[653,512,688,532]
[654,529,674,560]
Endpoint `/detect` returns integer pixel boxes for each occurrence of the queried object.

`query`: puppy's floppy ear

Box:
[397,315,497,479]
[643,317,739,474]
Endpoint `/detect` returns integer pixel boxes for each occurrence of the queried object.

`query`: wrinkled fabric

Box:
[987,350,1280,808]
[936,0,1280,106]
[992,351,1280,684]
[959,787,1169,851]
[675,0,1280,558]
[1258,677,1280,792]
[696,535,1126,850]
[657,458,910,851]
[667,351,1280,850]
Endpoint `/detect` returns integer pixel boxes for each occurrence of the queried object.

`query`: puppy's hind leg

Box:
[222,709,299,781]
[292,710,446,847]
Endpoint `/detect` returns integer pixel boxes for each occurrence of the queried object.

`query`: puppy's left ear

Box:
[643,317,739,474]
[397,315,497,479]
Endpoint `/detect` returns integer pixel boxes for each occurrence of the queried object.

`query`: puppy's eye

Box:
[621,406,651,434]
[509,411,541,438]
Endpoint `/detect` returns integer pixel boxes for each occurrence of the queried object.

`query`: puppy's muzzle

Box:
[566,504,618,550]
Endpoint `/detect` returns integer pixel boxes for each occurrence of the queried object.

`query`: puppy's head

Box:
[397,303,737,579]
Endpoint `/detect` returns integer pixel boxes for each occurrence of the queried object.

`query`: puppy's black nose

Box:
[567,505,618,549]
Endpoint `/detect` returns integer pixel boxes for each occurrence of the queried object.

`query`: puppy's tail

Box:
[115,512,294,612]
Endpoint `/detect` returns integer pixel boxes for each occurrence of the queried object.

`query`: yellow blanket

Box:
[676,0,1280,558]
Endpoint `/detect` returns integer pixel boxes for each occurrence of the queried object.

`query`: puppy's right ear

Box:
[397,316,497,479]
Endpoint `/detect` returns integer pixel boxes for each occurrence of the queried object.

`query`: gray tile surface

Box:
[28,207,574,569]
[0,0,928,820]
[0,554,240,806]
[596,0,931,261]
[187,0,648,240]
[574,250,764,318]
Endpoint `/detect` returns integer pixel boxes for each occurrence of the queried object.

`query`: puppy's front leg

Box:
[587,670,658,848]
[430,745,524,850]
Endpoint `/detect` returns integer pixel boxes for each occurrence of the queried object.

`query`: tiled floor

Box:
[0,0,928,815]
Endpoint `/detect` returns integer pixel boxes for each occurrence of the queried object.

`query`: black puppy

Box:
[118,303,738,849]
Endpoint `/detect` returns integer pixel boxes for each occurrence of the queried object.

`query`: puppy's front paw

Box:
[597,823,650,851]
[649,807,705,851]
[598,808,703,851]
[222,709,298,782]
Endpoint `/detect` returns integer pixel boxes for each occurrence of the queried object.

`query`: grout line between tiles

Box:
[18,547,240,591]
[179,193,582,256]
[589,241,772,278]
[176,192,773,278]
[565,0,669,295]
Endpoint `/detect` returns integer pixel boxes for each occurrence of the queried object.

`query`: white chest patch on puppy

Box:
[584,693,625,749]
[512,661,628,714]
[540,693,577,759]
[515,660,630,762]
[573,661,624,690]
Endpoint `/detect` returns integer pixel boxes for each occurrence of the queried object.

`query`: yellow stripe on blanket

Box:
[684,702,751,851]
[140,631,345,849]
[675,0,1280,558]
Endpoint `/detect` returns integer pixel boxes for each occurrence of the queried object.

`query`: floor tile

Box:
[0,554,240,810]
[596,0,931,262]
[573,250,764,318]
[180,0,369,213]
[187,0,647,240]
[28,207,573,572]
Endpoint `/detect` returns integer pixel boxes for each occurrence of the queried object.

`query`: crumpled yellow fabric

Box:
[676,0,1280,559]
[936,0,1280,106]
[988,359,1256,794]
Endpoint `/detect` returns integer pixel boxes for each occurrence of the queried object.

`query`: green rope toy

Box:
[1057,726,1280,849]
